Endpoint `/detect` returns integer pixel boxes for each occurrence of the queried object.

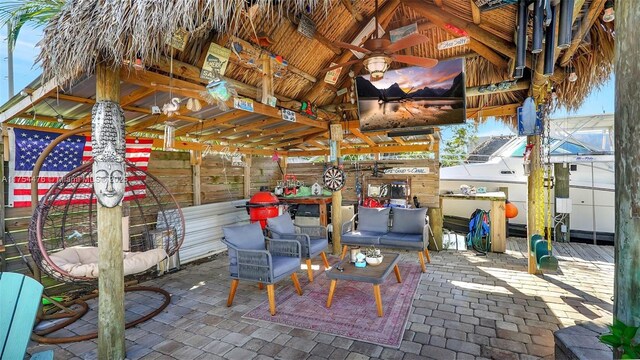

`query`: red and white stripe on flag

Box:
[7,127,154,208]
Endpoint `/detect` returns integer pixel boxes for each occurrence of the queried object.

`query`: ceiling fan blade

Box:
[320,60,362,73]
[384,33,431,53]
[392,54,439,68]
[334,41,371,54]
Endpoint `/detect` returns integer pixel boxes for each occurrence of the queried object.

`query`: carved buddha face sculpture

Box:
[91,101,126,208]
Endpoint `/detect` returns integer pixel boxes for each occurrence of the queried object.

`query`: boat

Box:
[439,114,614,245]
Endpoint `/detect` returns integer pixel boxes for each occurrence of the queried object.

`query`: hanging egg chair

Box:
[27,159,185,343]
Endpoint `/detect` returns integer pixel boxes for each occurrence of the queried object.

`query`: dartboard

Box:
[323,166,346,191]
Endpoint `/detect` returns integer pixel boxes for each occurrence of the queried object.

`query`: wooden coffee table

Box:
[325,253,402,317]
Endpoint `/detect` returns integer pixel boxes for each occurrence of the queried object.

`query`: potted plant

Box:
[365,246,384,266]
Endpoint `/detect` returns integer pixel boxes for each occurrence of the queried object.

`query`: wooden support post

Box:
[244,155,252,198]
[490,199,506,252]
[526,135,542,274]
[260,53,274,104]
[553,163,570,242]
[191,150,202,206]
[615,0,640,342]
[0,145,4,254]
[330,124,343,255]
[96,62,126,359]
[428,197,444,250]
[499,186,510,238]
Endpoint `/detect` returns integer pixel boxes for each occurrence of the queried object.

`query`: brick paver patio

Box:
[27,238,614,360]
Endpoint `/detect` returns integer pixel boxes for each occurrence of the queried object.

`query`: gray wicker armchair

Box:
[266,213,330,282]
[222,222,303,316]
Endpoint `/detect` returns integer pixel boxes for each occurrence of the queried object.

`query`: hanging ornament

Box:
[162,98,181,117]
[272,151,280,162]
[201,77,237,111]
[186,98,202,112]
[163,121,177,151]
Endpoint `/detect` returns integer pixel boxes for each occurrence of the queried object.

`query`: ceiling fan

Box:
[321,0,438,81]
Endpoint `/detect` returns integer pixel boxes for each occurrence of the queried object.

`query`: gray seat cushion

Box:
[357,207,390,233]
[342,230,384,245]
[391,208,427,234]
[308,238,328,257]
[223,222,265,276]
[380,232,424,250]
[267,213,296,238]
[272,255,300,278]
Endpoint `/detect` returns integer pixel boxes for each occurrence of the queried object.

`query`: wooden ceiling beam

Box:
[470,0,481,24]
[0,78,58,123]
[175,110,245,137]
[466,80,530,97]
[350,127,377,147]
[466,103,520,119]
[284,16,342,55]
[391,137,406,145]
[340,0,364,22]
[121,67,333,128]
[66,87,156,129]
[255,128,329,147]
[203,117,279,140]
[559,0,606,66]
[290,143,439,156]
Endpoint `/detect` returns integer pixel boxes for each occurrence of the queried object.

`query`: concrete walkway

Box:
[27,238,614,360]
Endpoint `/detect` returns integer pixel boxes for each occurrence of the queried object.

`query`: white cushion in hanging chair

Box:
[49,246,168,278]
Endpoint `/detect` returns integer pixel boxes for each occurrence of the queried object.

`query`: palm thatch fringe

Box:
[37,0,331,85]
[554,19,615,112]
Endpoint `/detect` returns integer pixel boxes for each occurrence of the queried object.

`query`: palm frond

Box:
[0,0,65,47]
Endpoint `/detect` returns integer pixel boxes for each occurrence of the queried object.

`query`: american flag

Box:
[8,127,153,208]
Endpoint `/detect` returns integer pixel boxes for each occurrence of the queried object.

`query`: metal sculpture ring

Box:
[323,166,346,191]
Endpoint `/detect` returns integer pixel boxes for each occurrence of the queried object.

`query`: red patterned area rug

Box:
[243,263,422,348]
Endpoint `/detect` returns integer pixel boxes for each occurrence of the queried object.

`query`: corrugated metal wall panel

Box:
[179,199,249,264]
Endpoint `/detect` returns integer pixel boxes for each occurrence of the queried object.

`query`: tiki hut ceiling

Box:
[0,0,615,156]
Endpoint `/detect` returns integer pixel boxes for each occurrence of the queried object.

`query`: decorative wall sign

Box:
[383,167,431,175]
[91,101,126,208]
[444,24,468,37]
[323,166,346,192]
[324,63,342,85]
[166,28,190,51]
[234,97,254,112]
[390,23,418,43]
[232,155,245,167]
[200,43,231,81]
[437,36,470,50]
[265,96,277,107]
[329,140,338,162]
[297,14,316,39]
[336,88,348,96]
[473,0,518,12]
[281,109,297,122]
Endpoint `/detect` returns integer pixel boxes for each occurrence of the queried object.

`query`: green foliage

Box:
[0,0,65,47]
[440,123,477,167]
[599,318,640,358]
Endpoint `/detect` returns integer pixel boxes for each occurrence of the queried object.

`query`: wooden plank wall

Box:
[282,159,440,207]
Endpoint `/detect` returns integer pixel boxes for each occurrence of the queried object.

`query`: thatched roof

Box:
[0,0,616,155]
[38,0,331,85]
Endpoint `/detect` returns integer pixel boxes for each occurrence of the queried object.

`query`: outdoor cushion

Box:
[49,246,167,278]
[223,222,265,276]
[357,207,390,233]
[380,233,424,250]
[342,230,384,245]
[308,238,329,257]
[391,208,427,234]
[267,213,296,238]
[271,255,301,278]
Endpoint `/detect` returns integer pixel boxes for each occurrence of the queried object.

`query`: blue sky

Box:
[1,26,615,140]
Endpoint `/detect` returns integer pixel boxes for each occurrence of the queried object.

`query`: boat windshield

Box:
[509,139,593,157]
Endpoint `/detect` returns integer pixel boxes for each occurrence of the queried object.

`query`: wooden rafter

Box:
[202,117,280,140]
[391,137,406,145]
[470,0,481,24]
[175,110,245,137]
[350,127,376,146]
[340,0,364,22]
[0,78,59,123]
[253,128,328,147]
[290,143,439,157]
[66,87,156,129]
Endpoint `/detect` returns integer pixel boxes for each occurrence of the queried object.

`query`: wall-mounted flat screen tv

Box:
[356,58,466,133]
